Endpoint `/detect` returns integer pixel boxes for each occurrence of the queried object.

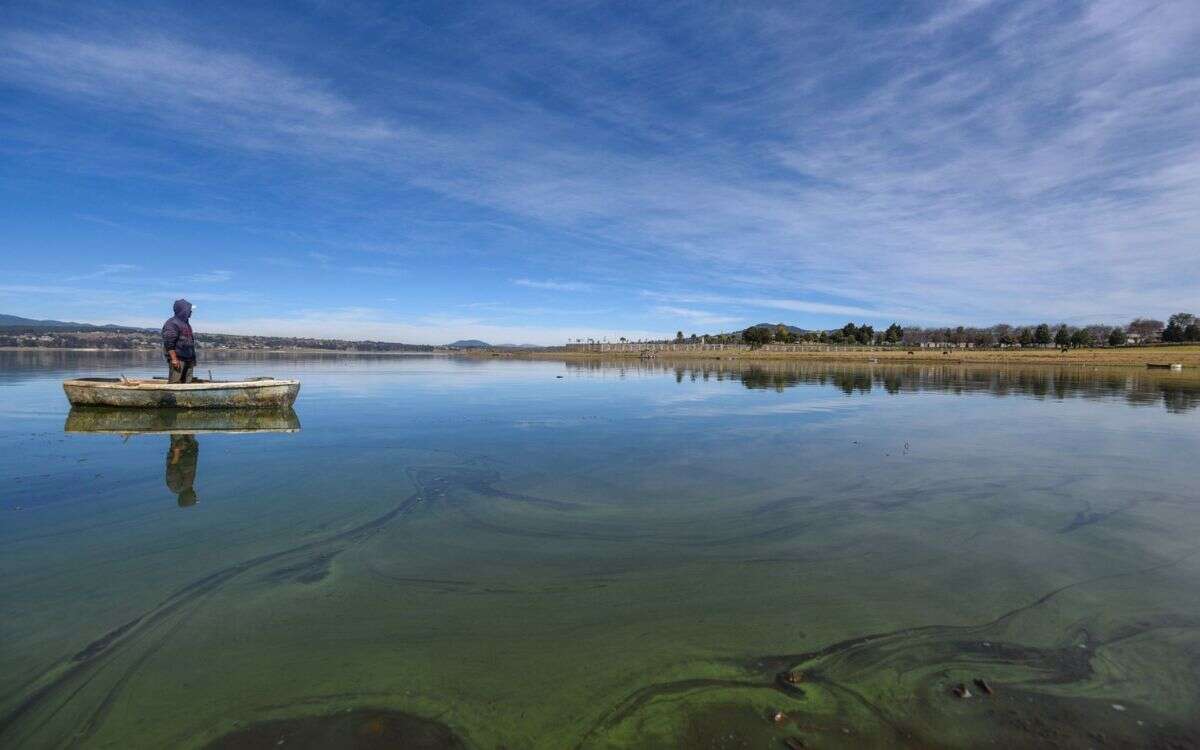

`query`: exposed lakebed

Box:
[2,351,1199,747]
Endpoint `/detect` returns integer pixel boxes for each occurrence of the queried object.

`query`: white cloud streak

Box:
[2,2,1198,328]
[65,263,141,282]
[201,308,665,346]
[512,278,592,292]
[651,305,742,328]
[189,270,233,283]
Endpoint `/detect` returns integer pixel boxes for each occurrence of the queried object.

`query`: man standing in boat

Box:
[162,298,197,383]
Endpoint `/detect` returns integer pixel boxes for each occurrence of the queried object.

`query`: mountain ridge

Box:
[0,313,145,331]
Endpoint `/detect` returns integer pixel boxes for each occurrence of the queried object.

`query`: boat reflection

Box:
[64,407,301,434]
[65,407,300,507]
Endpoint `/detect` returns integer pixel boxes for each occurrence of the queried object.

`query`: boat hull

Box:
[63,378,300,408]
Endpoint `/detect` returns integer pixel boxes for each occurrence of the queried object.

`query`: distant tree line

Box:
[723,312,1199,349]
[593,313,1200,349]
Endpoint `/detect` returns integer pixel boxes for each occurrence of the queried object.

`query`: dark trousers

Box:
[168,360,195,383]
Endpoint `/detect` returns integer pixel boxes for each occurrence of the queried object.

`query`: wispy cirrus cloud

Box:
[651,306,741,328]
[464,301,616,317]
[1,1,1198,333]
[72,214,156,237]
[348,265,405,277]
[642,291,941,326]
[0,282,260,326]
[0,31,396,155]
[200,307,665,346]
[512,278,592,292]
[65,263,140,282]
[189,269,233,283]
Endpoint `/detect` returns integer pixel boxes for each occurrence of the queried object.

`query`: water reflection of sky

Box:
[2,351,1200,748]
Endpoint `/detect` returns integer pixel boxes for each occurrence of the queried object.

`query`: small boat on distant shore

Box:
[62,377,300,408]
[1146,363,1184,371]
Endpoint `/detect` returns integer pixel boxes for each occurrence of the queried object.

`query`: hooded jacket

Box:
[162,299,197,361]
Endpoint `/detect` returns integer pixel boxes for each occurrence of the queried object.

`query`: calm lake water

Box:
[2,351,1199,748]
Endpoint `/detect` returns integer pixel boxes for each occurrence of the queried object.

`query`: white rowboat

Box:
[63,377,300,409]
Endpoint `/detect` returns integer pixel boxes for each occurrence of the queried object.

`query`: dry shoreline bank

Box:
[487,344,1200,368]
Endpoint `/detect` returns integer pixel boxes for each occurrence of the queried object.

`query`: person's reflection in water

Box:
[166,434,199,507]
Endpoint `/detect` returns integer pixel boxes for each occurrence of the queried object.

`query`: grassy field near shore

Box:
[506,344,1200,368]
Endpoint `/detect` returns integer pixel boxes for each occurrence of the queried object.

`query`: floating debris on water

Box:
[769,709,787,724]
[952,683,973,699]
[1112,704,1127,712]
[776,670,805,690]
[777,672,806,691]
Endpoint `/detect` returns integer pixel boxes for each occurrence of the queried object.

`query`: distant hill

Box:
[745,322,812,336]
[446,339,491,348]
[696,323,812,340]
[0,313,144,332]
[0,313,89,328]
[0,312,433,352]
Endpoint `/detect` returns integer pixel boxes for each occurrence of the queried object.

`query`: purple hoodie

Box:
[162,299,196,361]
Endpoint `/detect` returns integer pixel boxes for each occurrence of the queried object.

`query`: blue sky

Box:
[2,1,1198,344]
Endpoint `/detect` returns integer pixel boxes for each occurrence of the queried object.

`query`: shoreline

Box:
[4,345,1197,368]
[0,347,444,355]
[475,345,1200,368]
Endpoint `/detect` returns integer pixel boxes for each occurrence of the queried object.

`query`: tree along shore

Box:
[571,315,1200,350]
